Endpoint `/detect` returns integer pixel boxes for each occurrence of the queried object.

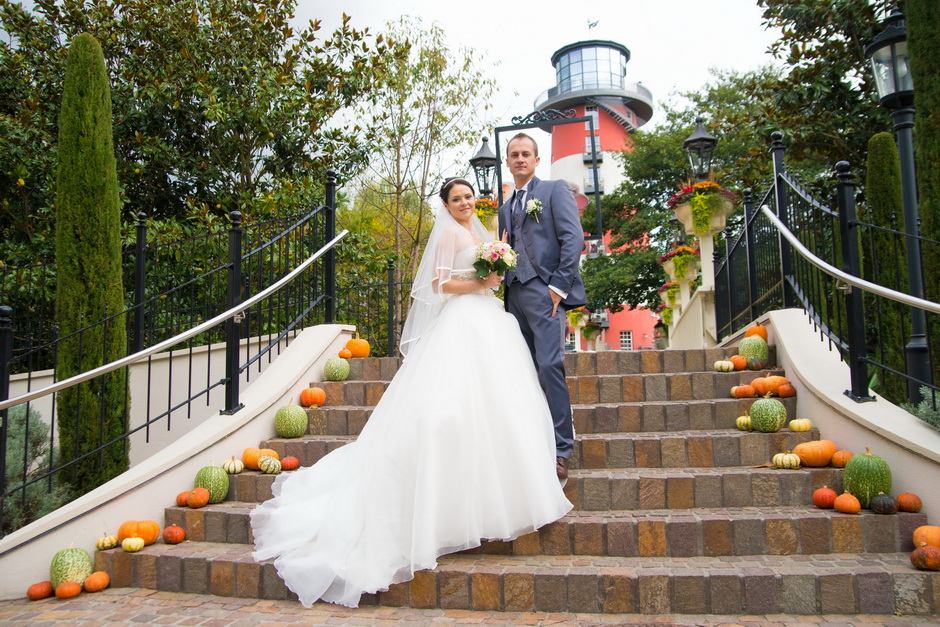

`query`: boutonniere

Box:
[525,198,543,223]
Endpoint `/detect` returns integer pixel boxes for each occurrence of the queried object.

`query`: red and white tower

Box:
[536,39,660,351]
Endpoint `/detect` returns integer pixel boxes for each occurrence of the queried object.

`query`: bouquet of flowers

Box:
[472,241,518,279]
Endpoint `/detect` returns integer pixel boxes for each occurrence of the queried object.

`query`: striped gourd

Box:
[194,465,230,504]
[748,398,787,433]
[50,547,92,588]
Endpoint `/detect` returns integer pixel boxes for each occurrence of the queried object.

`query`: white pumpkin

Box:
[221,456,244,475]
[258,455,281,475]
[714,360,735,372]
[788,418,813,432]
[772,451,801,469]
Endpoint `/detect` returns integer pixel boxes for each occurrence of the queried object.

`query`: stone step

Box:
[223,465,844,508]
[162,502,927,557]
[339,348,779,382]
[257,427,819,471]
[308,369,790,408]
[302,397,797,436]
[94,543,939,615]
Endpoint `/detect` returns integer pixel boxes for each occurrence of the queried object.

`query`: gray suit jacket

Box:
[499,177,586,309]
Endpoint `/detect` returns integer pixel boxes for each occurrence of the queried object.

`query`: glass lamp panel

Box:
[870,46,896,99]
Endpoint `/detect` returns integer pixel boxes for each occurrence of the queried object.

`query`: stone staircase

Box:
[94,349,939,615]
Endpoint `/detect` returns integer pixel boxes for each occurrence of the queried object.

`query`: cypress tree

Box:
[907,0,940,385]
[863,132,908,404]
[55,33,129,494]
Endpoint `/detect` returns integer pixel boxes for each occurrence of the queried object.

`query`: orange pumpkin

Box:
[55,581,82,599]
[280,456,300,471]
[175,491,191,507]
[834,492,861,514]
[750,377,772,397]
[729,355,747,371]
[745,322,769,341]
[831,450,854,468]
[897,493,923,513]
[187,487,210,509]
[27,581,53,600]
[345,333,371,358]
[777,383,796,398]
[242,447,279,470]
[792,440,838,467]
[910,544,940,571]
[299,387,326,408]
[812,486,837,509]
[731,384,756,399]
[163,525,186,544]
[913,525,940,548]
[117,520,161,545]
[83,571,110,593]
[338,348,353,359]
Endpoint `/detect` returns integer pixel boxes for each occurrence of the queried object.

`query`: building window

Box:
[585,106,599,132]
[620,330,633,351]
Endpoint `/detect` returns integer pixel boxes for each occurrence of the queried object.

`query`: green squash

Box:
[748,398,787,433]
[50,547,92,588]
[194,465,230,504]
[323,357,350,381]
[739,336,769,365]
[274,405,307,438]
[842,447,892,508]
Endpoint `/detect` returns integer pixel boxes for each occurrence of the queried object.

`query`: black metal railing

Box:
[715,133,939,411]
[0,172,341,537]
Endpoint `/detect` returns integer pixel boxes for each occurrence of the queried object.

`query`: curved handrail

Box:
[760,206,940,314]
[0,230,349,411]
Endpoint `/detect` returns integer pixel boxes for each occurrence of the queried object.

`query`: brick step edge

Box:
[302,398,796,436]
[163,502,927,556]
[95,544,938,615]
[308,371,791,407]
[261,428,823,472]
[336,349,780,381]
[224,466,845,509]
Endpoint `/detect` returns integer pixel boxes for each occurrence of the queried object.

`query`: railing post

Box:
[891,107,932,403]
[132,211,147,353]
[771,132,796,308]
[222,211,244,415]
[743,189,760,323]
[325,170,336,324]
[836,162,874,402]
[386,258,395,356]
[0,306,11,534]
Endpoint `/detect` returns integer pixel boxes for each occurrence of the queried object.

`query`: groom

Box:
[499,132,586,483]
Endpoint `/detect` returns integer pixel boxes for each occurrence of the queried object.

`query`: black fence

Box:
[0,173,340,537]
[715,133,939,411]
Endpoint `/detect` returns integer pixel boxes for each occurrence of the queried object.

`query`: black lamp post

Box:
[683,117,718,181]
[864,7,931,402]
[469,137,498,199]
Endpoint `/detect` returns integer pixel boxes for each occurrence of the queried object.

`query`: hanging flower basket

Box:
[566,306,590,330]
[659,246,700,283]
[657,281,679,307]
[581,322,602,341]
[668,181,736,237]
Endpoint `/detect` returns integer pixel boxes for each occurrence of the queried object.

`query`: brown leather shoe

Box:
[556,456,568,483]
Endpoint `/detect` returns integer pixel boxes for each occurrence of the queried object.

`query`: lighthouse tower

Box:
[535,39,659,351]
[536,39,654,198]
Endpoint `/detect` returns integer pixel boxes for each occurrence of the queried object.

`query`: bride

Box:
[249,177,571,608]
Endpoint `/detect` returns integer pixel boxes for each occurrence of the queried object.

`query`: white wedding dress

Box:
[250,236,571,608]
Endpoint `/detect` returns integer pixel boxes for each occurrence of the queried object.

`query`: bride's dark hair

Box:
[439,177,474,203]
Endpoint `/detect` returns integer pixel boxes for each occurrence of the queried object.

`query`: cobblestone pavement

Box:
[0,589,936,626]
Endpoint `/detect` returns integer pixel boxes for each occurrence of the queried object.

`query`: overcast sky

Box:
[294,0,783,131]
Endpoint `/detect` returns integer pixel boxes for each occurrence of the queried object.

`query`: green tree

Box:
[351,16,497,326]
[0,0,398,262]
[907,0,940,386]
[55,33,129,494]
[862,132,907,403]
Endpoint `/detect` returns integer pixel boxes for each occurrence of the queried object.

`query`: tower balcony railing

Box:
[534,81,654,118]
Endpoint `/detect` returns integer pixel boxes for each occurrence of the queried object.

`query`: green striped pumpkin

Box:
[749,398,787,433]
[50,547,92,588]
[194,465,230,504]
[842,447,892,508]
[739,336,769,365]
